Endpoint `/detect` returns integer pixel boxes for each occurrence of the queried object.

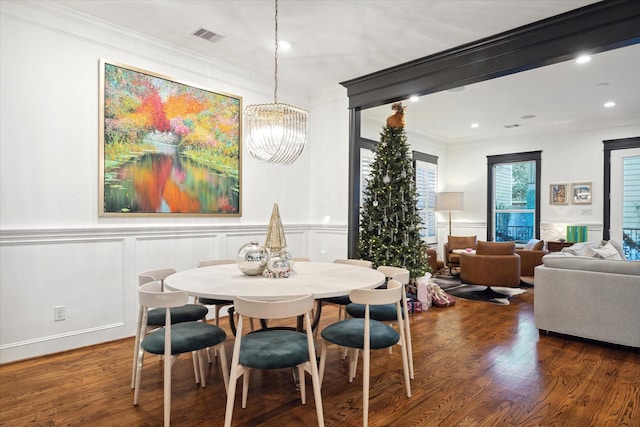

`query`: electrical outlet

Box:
[54,306,66,321]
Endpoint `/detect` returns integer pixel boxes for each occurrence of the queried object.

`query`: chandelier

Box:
[244,0,308,165]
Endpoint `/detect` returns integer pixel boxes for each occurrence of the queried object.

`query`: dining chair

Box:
[131,268,209,390]
[224,294,324,427]
[197,259,256,336]
[133,281,229,427]
[321,259,373,322]
[197,259,235,328]
[345,265,414,379]
[319,279,411,427]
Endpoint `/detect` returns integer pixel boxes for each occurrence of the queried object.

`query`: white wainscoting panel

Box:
[0,224,347,363]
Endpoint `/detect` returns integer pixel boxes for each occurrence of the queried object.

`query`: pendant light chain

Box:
[274,0,279,104]
[244,0,308,164]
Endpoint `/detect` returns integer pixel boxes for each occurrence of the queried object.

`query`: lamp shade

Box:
[435,192,464,211]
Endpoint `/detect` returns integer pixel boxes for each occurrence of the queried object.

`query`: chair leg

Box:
[164,351,172,427]
[217,342,230,392]
[192,351,200,384]
[224,315,244,427]
[348,348,359,382]
[241,371,250,409]
[197,350,207,388]
[133,351,145,405]
[402,293,414,379]
[363,346,370,426]
[318,340,327,385]
[298,365,306,404]
[131,309,145,389]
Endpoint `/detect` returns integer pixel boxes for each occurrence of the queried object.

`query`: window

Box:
[487,152,541,243]
[413,151,438,245]
[604,137,640,261]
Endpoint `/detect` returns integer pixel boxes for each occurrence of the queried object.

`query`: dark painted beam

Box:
[341,0,640,110]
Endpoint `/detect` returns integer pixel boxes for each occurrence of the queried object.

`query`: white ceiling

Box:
[49,0,639,141]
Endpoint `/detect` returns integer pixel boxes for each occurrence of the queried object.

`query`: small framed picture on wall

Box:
[571,182,592,204]
[549,183,568,205]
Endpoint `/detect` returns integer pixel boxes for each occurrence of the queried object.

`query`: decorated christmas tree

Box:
[358,103,431,278]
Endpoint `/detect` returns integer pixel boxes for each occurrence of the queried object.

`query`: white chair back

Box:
[376,266,409,284]
[349,279,403,307]
[233,294,314,320]
[138,268,176,287]
[138,281,189,310]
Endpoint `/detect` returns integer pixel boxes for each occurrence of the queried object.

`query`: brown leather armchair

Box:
[444,235,477,274]
[425,248,445,275]
[515,249,547,278]
[460,241,521,289]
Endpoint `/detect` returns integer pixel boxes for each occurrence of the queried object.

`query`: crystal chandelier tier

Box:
[245,0,308,165]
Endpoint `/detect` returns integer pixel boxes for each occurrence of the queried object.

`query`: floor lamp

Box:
[436,192,464,236]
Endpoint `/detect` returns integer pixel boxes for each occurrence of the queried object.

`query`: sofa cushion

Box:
[523,238,544,250]
[542,253,640,275]
[561,240,627,259]
[447,235,477,251]
[560,241,601,256]
[476,241,515,255]
[587,242,623,260]
[608,240,627,260]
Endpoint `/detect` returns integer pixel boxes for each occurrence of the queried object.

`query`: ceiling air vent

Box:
[503,124,521,129]
[192,28,222,43]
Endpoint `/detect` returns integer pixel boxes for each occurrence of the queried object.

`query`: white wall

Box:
[0,2,350,363]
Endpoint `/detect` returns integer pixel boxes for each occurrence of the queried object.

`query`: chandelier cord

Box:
[274,0,279,104]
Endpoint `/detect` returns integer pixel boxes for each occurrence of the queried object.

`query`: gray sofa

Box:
[534,252,640,348]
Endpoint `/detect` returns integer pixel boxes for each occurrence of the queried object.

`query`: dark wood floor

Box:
[1,286,639,426]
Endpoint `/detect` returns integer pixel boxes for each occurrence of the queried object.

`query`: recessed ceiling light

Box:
[409,95,419,102]
[470,123,479,128]
[576,55,591,64]
[604,101,616,108]
[278,40,293,50]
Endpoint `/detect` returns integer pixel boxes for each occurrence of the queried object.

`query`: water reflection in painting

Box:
[104,152,238,214]
[100,60,241,215]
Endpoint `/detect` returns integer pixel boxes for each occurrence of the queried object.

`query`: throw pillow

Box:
[608,240,627,260]
[590,242,623,260]
[523,238,544,250]
[561,241,601,256]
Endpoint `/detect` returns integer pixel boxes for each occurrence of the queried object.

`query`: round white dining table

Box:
[164,261,386,300]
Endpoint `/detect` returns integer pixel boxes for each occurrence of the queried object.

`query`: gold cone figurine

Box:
[264,203,287,251]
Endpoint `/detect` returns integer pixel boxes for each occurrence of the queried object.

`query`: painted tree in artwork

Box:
[358,103,431,278]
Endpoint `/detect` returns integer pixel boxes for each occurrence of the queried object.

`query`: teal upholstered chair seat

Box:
[345,303,405,322]
[321,318,399,350]
[142,321,227,355]
[224,294,324,427]
[239,329,309,369]
[147,304,208,326]
[199,297,233,306]
[321,295,351,305]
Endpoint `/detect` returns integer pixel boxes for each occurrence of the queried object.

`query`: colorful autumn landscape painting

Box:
[100,60,241,215]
